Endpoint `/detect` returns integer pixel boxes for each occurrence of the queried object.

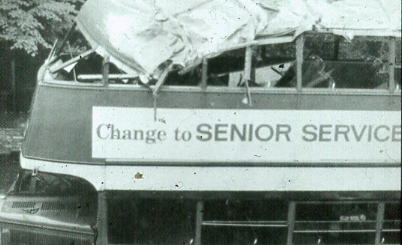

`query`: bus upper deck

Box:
[19,32,401,194]
[20,0,402,190]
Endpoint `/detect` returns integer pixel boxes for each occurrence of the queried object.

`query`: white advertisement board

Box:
[92,107,401,164]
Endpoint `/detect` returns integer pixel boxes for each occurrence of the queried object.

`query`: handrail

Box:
[202,220,288,228]
[294,200,399,204]
[295,220,378,223]
[294,229,378,233]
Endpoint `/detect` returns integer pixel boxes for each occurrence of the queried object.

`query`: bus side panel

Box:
[22,85,401,164]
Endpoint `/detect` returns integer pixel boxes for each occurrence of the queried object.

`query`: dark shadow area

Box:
[0,153,19,192]
[107,193,195,245]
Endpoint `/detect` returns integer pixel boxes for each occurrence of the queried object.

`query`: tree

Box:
[0,0,85,56]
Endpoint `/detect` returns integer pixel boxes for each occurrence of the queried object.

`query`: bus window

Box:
[164,65,201,86]
[47,29,141,85]
[205,42,296,88]
[251,43,295,88]
[207,48,245,87]
[202,200,288,245]
[52,52,102,82]
[294,202,378,244]
[301,34,391,89]
[108,196,195,245]
[382,203,401,244]
[50,52,140,85]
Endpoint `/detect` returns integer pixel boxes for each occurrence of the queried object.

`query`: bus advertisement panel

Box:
[92,107,400,164]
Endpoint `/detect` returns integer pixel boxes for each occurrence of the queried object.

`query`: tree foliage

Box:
[0,0,85,56]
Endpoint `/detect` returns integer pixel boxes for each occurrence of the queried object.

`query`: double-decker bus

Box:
[1,1,400,245]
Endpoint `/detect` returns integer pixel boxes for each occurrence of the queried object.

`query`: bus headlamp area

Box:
[1,0,401,244]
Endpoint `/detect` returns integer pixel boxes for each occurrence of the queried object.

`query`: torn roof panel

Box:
[76,0,401,78]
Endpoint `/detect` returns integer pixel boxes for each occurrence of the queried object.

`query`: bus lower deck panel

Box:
[2,194,400,245]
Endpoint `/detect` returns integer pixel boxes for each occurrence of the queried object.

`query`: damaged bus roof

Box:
[75,0,400,79]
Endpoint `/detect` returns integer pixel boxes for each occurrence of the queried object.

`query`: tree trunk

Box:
[10,56,16,112]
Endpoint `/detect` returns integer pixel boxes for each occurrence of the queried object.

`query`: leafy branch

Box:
[0,0,85,55]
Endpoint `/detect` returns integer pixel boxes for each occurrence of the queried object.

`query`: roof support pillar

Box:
[95,191,109,245]
[374,202,385,245]
[194,201,204,245]
[296,35,305,91]
[286,201,296,245]
[388,37,396,91]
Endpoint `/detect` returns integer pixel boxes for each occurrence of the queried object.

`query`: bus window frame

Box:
[298,33,398,92]
[43,34,400,95]
[296,35,304,91]
[176,34,399,93]
[387,37,397,91]
[193,199,400,245]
